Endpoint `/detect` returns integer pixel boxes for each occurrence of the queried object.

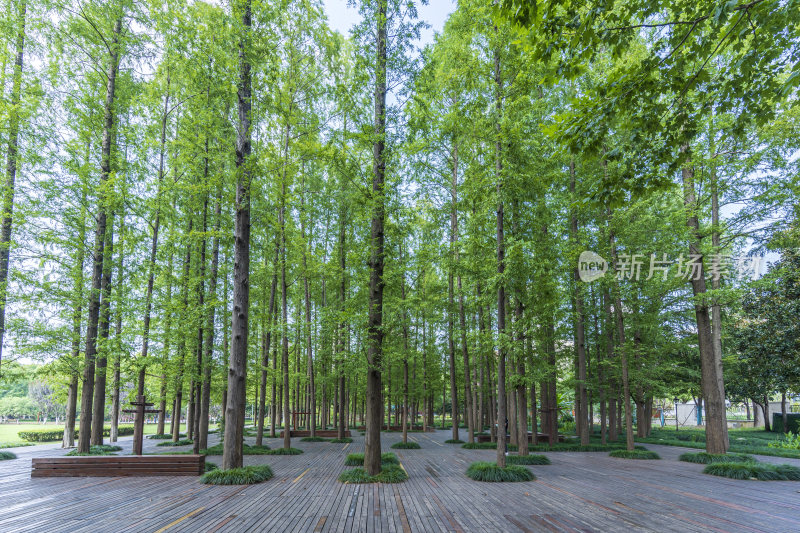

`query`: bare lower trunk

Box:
[364,0,387,477]
[78,16,122,453]
[222,0,252,470]
[682,145,728,453]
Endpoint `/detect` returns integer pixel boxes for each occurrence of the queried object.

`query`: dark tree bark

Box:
[257,239,278,446]
[78,15,122,453]
[172,218,192,442]
[364,0,387,476]
[300,173,316,437]
[222,0,252,470]
[279,123,292,451]
[681,145,729,454]
[607,207,635,451]
[570,160,590,445]
[493,44,508,468]
[0,0,25,375]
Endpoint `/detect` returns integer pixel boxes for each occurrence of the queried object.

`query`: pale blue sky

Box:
[321,0,456,46]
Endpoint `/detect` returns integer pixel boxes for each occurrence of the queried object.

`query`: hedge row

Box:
[18,425,135,442]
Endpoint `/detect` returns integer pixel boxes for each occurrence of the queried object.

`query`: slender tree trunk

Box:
[279,122,292,450]
[364,0,387,476]
[110,212,126,442]
[63,180,87,448]
[198,188,221,451]
[300,174,316,437]
[401,249,410,444]
[78,16,122,453]
[257,239,278,446]
[0,0,26,374]
[607,207,634,451]
[493,44,508,468]
[681,144,728,453]
[222,0,252,470]
[570,160,590,445]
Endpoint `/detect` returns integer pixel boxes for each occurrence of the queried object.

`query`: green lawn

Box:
[0,422,201,446]
[636,427,800,459]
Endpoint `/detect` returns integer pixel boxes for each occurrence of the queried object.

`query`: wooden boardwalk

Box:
[1,429,799,532]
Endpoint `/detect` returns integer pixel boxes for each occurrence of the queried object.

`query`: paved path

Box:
[1,429,799,532]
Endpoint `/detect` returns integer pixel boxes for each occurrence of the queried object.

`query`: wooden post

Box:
[123,395,161,455]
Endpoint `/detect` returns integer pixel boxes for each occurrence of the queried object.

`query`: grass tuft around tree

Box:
[505,454,550,465]
[344,452,398,466]
[300,436,329,442]
[703,462,800,481]
[156,439,193,447]
[0,451,16,460]
[205,461,218,472]
[201,464,274,485]
[465,461,535,482]
[338,465,408,483]
[148,433,185,440]
[66,444,122,456]
[265,447,304,455]
[609,449,660,460]
[445,439,464,444]
[202,443,272,455]
[679,452,756,464]
[390,441,421,449]
[330,438,353,443]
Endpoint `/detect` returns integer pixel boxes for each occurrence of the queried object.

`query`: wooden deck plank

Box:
[1,428,800,532]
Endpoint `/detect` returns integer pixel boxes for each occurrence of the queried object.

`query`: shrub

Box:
[148,433,185,440]
[338,465,408,483]
[18,425,134,442]
[391,441,421,449]
[330,438,352,443]
[157,439,193,447]
[462,442,496,449]
[205,461,218,472]
[344,452,398,466]
[703,462,800,481]
[609,449,660,460]
[0,451,16,460]
[66,444,122,456]
[768,432,800,450]
[771,413,800,434]
[445,439,464,444]
[465,461,535,482]
[505,454,550,465]
[678,452,755,464]
[201,464,274,485]
[300,436,329,442]
[265,447,303,455]
[202,443,272,455]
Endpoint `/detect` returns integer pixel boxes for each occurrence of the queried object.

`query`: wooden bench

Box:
[31,455,205,478]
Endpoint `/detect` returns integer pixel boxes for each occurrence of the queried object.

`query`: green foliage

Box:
[703,462,800,481]
[465,462,535,482]
[344,452,398,466]
[18,426,134,442]
[505,454,550,465]
[338,465,408,484]
[390,441,421,449]
[461,442,496,449]
[66,444,122,456]
[679,452,756,464]
[772,414,800,434]
[202,443,272,456]
[300,436,329,442]
[157,439,193,447]
[205,461,218,472]
[148,433,185,440]
[609,449,660,460]
[265,447,303,455]
[201,465,274,485]
[445,439,464,444]
[768,432,800,450]
[330,438,352,443]
[0,451,17,460]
